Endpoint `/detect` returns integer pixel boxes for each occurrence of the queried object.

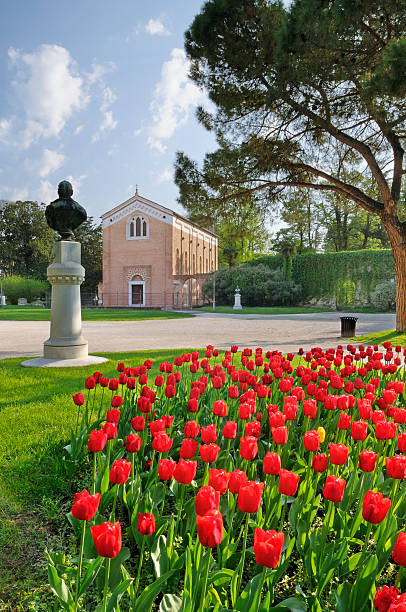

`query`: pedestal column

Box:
[43,240,88,359]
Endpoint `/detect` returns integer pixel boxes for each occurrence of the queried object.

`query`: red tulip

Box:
[329,443,349,465]
[358,449,377,472]
[351,420,368,441]
[337,413,351,430]
[111,395,123,408]
[196,509,223,547]
[131,415,145,431]
[150,419,166,435]
[195,485,220,516]
[184,421,200,438]
[72,490,101,521]
[376,421,397,440]
[208,469,230,495]
[304,430,320,452]
[238,481,264,513]
[91,522,122,558]
[312,453,328,472]
[393,532,406,566]
[323,475,346,502]
[124,433,142,453]
[158,458,176,480]
[240,436,258,460]
[386,455,406,479]
[303,399,317,419]
[362,490,391,524]
[173,459,197,484]
[88,429,107,452]
[245,420,261,438]
[152,431,173,453]
[180,438,199,459]
[272,426,287,445]
[72,392,85,406]
[137,512,155,535]
[110,459,132,484]
[199,443,220,463]
[278,469,300,496]
[228,470,248,494]
[254,528,284,568]
[373,585,399,612]
[201,424,217,444]
[213,400,227,417]
[222,421,237,439]
[106,408,121,423]
[263,452,281,475]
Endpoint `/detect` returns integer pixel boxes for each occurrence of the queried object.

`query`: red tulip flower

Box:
[91,522,122,558]
[362,490,391,524]
[393,532,406,566]
[337,413,351,430]
[72,392,85,406]
[111,395,123,408]
[85,376,96,390]
[254,528,284,568]
[110,459,132,484]
[240,436,258,460]
[158,458,176,480]
[303,399,317,419]
[184,421,200,438]
[304,430,320,452]
[106,408,121,423]
[238,403,251,420]
[173,459,197,484]
[263,452,281,476]
[102,422,117,440]
[272,426,287,445]
[358,449,378,472]
[208,468,230,495]
[88,429,107,452]
[278,469,300,496]
[329,443,349,465]
[373,585,399,612]
[398,432,406,452]
[180,438,199,459]
[223,421,237,439]
[109,379,119,391]
[312,453,328,472]
[386,455,406,479]
[152,431,173,453]
[124,433,142,453]
[376,421,397,440]
[228,470,248,494]
[323,475,346,502]
[201,424,217,444]
[199,443,220,463]
[131,415,145,431]
[137,512,156,535]
[150,419,166,435]
[195,485,220,516]
[196,509,223,547]
[72,490,101,521]
[351,420,368,441]
[238,481,264,513]
[213,400,227,417]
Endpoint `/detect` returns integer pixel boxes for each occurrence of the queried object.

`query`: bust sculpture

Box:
[45,180,87,240]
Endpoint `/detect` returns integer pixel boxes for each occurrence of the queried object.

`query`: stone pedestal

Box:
[0,296,5,306]
[233,288,242,310]
[21,241,107,368]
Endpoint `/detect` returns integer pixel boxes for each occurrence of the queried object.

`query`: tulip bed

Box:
[49,342,406,611]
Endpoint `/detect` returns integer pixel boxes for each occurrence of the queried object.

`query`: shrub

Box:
[202,264,303,306]
[2,275,49,305]
[371,280,396,311]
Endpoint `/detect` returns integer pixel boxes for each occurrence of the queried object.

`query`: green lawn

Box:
[0,349,199,610]
[350,328,406,346]
[0,305,194,321]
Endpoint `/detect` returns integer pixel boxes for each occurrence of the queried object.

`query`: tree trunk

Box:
[381,216,406,332]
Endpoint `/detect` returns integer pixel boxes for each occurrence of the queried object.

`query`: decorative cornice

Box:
[103,200,172,229]
[48,273,84,285]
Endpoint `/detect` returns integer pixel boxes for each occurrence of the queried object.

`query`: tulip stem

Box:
[110,485,119,521]
[92,452,97,495]
[134,536,146,596]
[174,484,185,541]
[131,453,135,498]
[102,557,111,612]
[255,566,267,612]
[236,513,250,597]
[350,522,372,609]
[74,519,86,609]
[279,495,287,532]
[198,550,211,612]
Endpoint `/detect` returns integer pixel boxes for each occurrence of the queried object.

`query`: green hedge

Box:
[2,275,49,305]
[247,250,394,306]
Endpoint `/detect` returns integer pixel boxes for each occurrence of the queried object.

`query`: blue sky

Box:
[0,1,217,222]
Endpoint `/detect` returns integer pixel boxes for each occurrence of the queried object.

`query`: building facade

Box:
[100,191,218,309]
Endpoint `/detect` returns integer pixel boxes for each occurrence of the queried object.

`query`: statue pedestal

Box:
[21,241,107,368]
[233,291,242,310]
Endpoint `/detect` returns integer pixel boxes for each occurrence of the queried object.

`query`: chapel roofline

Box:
[101,192,218,238]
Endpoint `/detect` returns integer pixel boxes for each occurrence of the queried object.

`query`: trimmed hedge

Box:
[2,275,49,305]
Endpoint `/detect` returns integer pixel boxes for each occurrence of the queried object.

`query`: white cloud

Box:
[12,187,29,201]
[92,86,118,142]
[65,174,87,196]
[25,148,66,178]
[147,48,208,153]
[145,18,170,36]
[0,119,12,142]
[74,124,84,135]
[38,179,55,204]
[9,44,89,148]
[153,168,172,183]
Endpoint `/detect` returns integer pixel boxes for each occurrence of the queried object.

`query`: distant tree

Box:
[182,0,406,331]
[73,217,103,292]
[0,200,54,279]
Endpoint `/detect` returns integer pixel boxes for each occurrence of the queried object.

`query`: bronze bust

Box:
[45,180,87,240]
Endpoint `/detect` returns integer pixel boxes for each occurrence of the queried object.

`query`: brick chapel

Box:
[100,189,218,309]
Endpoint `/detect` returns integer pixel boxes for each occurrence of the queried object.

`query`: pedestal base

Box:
[43,339,88,359]
[21,355,108,368]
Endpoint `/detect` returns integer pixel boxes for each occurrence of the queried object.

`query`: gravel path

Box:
[0,312,395,360]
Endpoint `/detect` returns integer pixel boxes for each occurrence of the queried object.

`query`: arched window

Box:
[176,249,180,274]
[192,253,195,273]
[205,258,208,272]
[199,256,202,273]
[184,252,188,273]
[127,215,149,240]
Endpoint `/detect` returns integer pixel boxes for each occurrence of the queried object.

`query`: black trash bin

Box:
[340,316,358,338]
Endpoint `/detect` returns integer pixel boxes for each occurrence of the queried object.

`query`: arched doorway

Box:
[128,274,145,307]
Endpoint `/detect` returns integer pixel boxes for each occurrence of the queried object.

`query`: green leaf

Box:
[106,578,133,612]
[159,594,183,612]
[47,563,75,611]
[109,547,131,590]
[78,556,103,596]
[269,596,307,611]
[230,557,241,608]
[100,464,110,495]
[132,569,176,612]
[151,535,169,578]
[235,571,265,612]
[350,554,377,611]
[209,568,234,588]
[335,582,352,612]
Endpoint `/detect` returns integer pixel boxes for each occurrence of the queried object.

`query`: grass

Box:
[0,305,194,321]
[195,305,389,315]
[0,349,199,610]
[350,328,406,346]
